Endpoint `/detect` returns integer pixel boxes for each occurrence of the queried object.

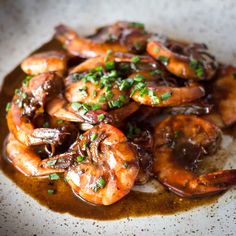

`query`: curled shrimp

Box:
[7,72,68,146]
[42,124,139,205]
[147,39,217,80]
[21,51,68,75]
[153,115,236,197]
[130,74,205,107]
[6,134,64,176]
[46,96,113,128]
[55,24,129,58]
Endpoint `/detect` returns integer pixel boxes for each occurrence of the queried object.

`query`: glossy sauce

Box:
[0,39,220,220]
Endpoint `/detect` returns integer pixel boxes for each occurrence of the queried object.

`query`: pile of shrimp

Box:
[5,21,236,205]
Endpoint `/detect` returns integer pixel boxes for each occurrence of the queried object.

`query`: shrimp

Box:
[211,66,236,126]
[153,115,236,197]
[87,21,150,53]
[6,134,65,176]
[130,76,205,107]
[46,96,113,128]
[21,51,68,75]
[55,24,129,58]
[7,72,68,146]
[41,124,139,205]
[147,40,217,80]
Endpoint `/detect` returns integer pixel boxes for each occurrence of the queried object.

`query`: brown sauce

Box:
[0,39,221,220]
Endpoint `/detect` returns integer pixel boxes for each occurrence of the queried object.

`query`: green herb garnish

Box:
[160,92,172,101]
[76,155,84,162]
[158,56,169,65]
[48,173,60,180]
[91,133,98,141]
[47,159,57,166]
[98,114,105,122]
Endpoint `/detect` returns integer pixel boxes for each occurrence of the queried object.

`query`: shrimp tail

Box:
[171,170,236,198]
[55,24,76,44]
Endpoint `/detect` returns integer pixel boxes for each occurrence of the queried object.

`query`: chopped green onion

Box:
[158,56,169,65]
[127,123,141,139]
[83,142,89,150]
[93,90,97,97]
[105,91,114,99]
[119,79,134,91]
[48,173,60,180]
[105,61,115,71]
[5,102,11,112]
[129,22,145,29]
[48,189,55,195]
[98,114,105,122]
[95,66,103,72]
[105,49,113,62]
[189,59,204,78]
[133,74,146,82]
[92,176,106,192]
[151,69,163,76]
[160,92,172,101]
[22,75,33,86]
[47,159,57,166]
[43,122,49,128]
[175,130,181,138]
[98,96,106,103]
[153,46,160,53]
[123,162,129,168]
[131,56,141,64]
[57,119,64,125]
[72,73,81,81]
[71,102,82,111]
[91,104,101,111]
[91,133,98,141]
[76,155,84,162]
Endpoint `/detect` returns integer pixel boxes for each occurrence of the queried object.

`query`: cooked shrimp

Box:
[153,115,236,197]
[147,40,217,80]
[21,51,67,75]
[6,134,64,176]
[7,72,67,146]
[46,96,113,127]
[55,24,129,58]
[130,79,205,107]
[211,66,236,126]
[88,21,150,53]
[41,124,139,205]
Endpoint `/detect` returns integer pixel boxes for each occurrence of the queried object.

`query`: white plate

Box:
[0,0,236,235]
